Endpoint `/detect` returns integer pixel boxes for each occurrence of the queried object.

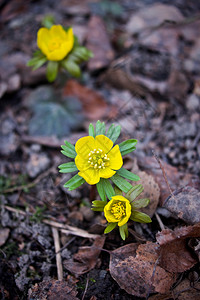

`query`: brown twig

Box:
[3,206,100,239]
[82,274,89,300]
[52,227,63,281]
[155,212,166,231]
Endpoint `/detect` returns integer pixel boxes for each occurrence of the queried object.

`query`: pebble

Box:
[26,152,50,178]
[186,94,200,110]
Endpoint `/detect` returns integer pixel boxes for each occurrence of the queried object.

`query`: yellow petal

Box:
[99,167,116,179]
[104,207,118,223]
[118,201,131,226]
[111,195,129,202]
[118,214,130,226]
[37,27,51,55]
[47,45,68,61]
[65,27,74,49]
[108,145,123,170]
[78,168,100,185]
[75,155,89,171]
[95,135,113,153]
[50,25,68,39]
[75,136,95,158]
[104,199,114,211]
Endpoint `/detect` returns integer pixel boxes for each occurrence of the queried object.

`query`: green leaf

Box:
[91,200,107,211]
[89,123,95,137]
[106,124,121,143]
[61,142,76,159]
[95,120,105,135]
[130,211,152,223]
[46,61,58,82]
[58,162,78,173]
[71,46,93,62]
[91,207,105,212]
[116,168,140,181]
[62,59,81,77]
[27,57,47,70]
[110,174,133,193]
[64,174,85,190]
[114,186,123,195]
[62,140,77,158]
[92,200,107,207]
[104,223,117,234]
[119,139,138,156]
[119,223,128,240]
[101,178,115,199]
[41,14,55,29]
[126,184,144,201]
[131,198,150,210]
[96,179,106,201]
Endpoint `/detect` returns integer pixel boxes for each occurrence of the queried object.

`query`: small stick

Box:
[155,212,165,231]
[4,206,100,239]
[52,227,63,281]
[82,274,89,300]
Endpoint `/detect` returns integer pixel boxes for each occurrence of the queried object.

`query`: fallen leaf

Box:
[156,223,200,273]
[27,86,83,138]
[126,3,184,35]
[29,279,79,300]
[164,185,200,224]
[64,236,105,275]
[1,0,28,23]
[109,242,175,297]
[63,79,108,119]
[149,278,200,300]
[136,155,194,205]
[167,69,189,101]
[131,170,160,217]
[0,228,10,247]
[141,27,180,56]
[86,15,115,71]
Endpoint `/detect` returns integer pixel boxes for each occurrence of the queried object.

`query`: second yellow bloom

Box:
[37,25,74,61]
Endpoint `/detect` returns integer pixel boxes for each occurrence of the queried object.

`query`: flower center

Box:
[48,38,61,51]
[111,202,126,219]
[88,148,110,169]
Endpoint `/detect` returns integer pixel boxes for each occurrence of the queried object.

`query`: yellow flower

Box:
[104,195,131,226]
[75,135,123,185]
[37,25,74,61]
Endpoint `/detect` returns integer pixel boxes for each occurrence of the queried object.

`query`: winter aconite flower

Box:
[92,184,152,240]
[75,135,123,185]
[59,121,139,195]
[104,195,131,226]
[37,25,74,61]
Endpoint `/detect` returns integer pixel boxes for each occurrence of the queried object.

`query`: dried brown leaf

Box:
[164,185,200,224]
[28,279,78,300]
[134,170,160,217]
[149,278,200,300]
[156,223,200,273]
[86,16,114,71]
[136,156,194,205]
[63,80,108,120]
[109,242,175,297]
[126,3,184,35]
[64,236,105,275]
